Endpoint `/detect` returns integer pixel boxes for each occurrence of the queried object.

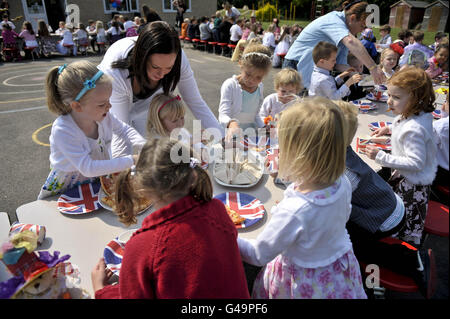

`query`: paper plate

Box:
[103,229,138,276]
[368,121,392,131]
[214,192,266,229]
[265,147,279,173]
[356,137,392,152]
[366,92,388,102]
[98,188,152,215]
[432,109,442,119]
[57,181,101,215]
[351,100,378,112]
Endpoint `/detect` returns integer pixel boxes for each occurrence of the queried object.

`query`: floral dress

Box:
[38,136,109,199]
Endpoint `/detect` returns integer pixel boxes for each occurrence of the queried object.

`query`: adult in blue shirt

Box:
[283,0,385,89]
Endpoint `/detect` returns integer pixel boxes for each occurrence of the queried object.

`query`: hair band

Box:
[130,165,136,176]
[57,63,67,75]
[74,70,104,102]
[189,157,200,168]
[158,95,181,113]
[242,51,271,60]
[344,0,362,10]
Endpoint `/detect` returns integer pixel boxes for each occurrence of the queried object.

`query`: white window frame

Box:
[161,0,191,13]
[103,0,140,14]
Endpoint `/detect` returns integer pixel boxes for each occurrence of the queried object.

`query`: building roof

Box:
[426,0,449,8]
[390,1,430,8]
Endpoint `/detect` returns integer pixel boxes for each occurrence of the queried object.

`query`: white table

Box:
[0,212,11,283]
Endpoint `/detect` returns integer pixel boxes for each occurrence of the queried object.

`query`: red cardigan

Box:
[95,195,250,299]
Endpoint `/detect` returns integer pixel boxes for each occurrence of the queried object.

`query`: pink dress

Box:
[425,56,442,78]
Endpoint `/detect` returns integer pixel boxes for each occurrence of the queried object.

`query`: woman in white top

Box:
[238,97,366,299]
[98,21,222,157]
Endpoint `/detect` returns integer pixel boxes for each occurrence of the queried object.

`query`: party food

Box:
[225,205,245,225]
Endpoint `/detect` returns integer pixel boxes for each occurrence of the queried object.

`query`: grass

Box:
[233,8,445,46]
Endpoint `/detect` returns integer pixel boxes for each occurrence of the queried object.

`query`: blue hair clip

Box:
[74,70,104,102]
[57,63,67,75]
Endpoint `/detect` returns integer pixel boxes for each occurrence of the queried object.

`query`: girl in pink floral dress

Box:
[238,97,367,299]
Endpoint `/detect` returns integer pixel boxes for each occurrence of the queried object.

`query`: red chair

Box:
[228,44,236,57]
[198,40,207,51]
[217,43,228,56]
[207,41,217,54]
[424,201,449,239]
[2,46,22,62]
[191,38,200,49]
[97,42,106,55]
[277,52,287,65]
[24,46,39,61]
[63,43,74,56]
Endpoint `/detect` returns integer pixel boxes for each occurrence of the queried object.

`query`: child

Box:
[56,23,77,56]
[95,20,107,45]
[86,19,97,52]
[19,21,39,59]
[429,31,447,52]
[229,18,243,45]
[390,29,412,57]
[432,93,449,197]
[37,19,56,58]
[259,68,302,124]
[335,100,432,297]
[272,25,291,68]
[199,16,213,41]
[361,28,378,61]
[308,41,362,100]
[238,97,367,299]
[106,21,123,44]
[262,24,276,52]
[38,61,146,199]
[343,53,366,101]
[379,47,399,79]
[91,138,250,299]
[1,23,21,61]
[425,43,449,79]
[363,67,437,246]
[399,31,434,68]
[180,17,189,38]
[55,21,65,35]
[376,24,392,50]
[74,23,88,53]
[219,44,272,141]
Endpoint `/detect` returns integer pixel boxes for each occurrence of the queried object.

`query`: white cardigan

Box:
[238,176,353,268]
[218,75,265,128]
[97,37,223,144]
[375,112,437,185]
[49,112,145,177]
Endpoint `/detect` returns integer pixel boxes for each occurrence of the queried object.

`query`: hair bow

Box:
[74,70,104,102]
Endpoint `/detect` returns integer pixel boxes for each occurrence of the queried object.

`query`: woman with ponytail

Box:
[91,138,250,299]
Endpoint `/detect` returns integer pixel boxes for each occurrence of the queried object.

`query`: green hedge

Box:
[255,3,277,22]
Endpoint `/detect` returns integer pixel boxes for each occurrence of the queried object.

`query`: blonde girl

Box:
[219,44,272,141]
[95,20,107,44]
[238,97,366,299]
[425,43,449,78]
[364,67,437,246]
[147,93,186,139]
[379,47,398,79]
[38,61,145,199]
[91,138,250,299]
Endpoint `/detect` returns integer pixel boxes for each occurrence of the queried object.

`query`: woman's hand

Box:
[370,65,386,85]
[225,120,241,144]
[371,126,390,137]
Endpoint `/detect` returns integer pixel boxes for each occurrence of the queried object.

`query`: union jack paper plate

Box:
[266,147,279,173]
[356,137,392,152]
[368,121,392,131]
[57,181,101,215]
[103,229,137,277]
[351,100,378,112]
[366,92,388,102]
[9,223,46,245]
[432,109,442,119]
[214,192,266,229]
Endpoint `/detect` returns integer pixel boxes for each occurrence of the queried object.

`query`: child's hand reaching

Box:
[91,258,114,293]
[339,67,357,79]
[371,126,390,137]
[361,145,380,160]
[345,73,362,87]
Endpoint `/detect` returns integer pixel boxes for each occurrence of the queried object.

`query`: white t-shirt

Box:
[229,24,242,42]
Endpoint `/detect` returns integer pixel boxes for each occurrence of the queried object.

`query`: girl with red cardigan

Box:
[91,138,250,299]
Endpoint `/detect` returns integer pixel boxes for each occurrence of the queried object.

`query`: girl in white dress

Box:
[38,61,146,199]
[238,97,367,299]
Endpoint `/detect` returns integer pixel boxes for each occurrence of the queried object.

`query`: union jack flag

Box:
[57,182,101,215]
[266,147,279,173]
[9,223,46,244]
[104,238,125,276]
[214,192,266,229]
[356,138,391,153]
[368,121,392,131]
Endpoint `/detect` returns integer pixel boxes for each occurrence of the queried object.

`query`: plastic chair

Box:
[2,46,22,62]
[198,40,207,51]
[24,46,39,61]
[277,53,287,65]
[192,38,200,49]
[228,44,236,57]
[207,41,217,54]
[423,201,449,239]
[63,43,74,56]
[217,43,228,56]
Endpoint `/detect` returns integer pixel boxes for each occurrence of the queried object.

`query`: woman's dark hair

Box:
[37,19,50,37]
[112,21,181,97]
[24,21,34,35]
